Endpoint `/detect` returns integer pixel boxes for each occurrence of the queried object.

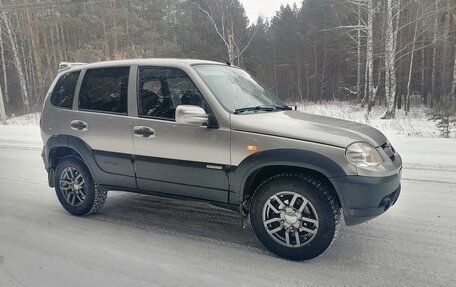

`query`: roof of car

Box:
[60,58,227,73]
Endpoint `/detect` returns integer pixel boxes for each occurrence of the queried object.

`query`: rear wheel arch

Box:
[49,146,81,169]
[46,135,100,186]
[47,135,137,189]
[46,135,90,169]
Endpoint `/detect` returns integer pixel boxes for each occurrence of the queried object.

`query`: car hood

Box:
[230,110,387,148]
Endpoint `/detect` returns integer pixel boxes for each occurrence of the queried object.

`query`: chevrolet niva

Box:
[41,59,401,260]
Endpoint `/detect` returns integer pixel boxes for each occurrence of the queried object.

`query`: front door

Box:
[132,66,230,202]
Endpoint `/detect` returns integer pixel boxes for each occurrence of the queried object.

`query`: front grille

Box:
[381,141,396,161]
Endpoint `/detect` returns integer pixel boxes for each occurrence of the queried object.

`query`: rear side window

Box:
[50,71,80,108]
[79,67,129,114]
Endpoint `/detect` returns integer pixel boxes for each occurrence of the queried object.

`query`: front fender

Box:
[229,148,350,205]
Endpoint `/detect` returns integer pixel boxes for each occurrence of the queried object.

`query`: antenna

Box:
[222,59,231,66]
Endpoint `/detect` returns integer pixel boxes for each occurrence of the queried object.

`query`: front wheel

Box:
[54,157,107,216]
[250,173,340,260]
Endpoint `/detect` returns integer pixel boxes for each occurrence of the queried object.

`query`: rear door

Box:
[131,66,230,202]
[62,66,136,188]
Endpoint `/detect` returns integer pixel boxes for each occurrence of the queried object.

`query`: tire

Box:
[54,157,107,216]
[250,173,340,261]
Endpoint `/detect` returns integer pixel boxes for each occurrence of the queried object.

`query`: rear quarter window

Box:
[79,67,129,114]
[50,71,81,108]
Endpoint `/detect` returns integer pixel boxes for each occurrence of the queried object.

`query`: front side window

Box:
[138,67,206,120]
[79,67,129,114]
[193,65,284,113]
[50,71,80,108]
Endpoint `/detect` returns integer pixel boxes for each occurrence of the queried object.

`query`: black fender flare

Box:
[46,135,98,175]
[229,148,347,206]
[45,135,136,188]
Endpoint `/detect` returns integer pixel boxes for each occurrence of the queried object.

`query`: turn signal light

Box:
[247,145,258,151]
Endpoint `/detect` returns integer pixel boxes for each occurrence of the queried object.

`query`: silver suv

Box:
[41,59,402,260]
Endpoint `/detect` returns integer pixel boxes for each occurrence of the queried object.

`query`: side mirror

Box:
[175,105,209,126]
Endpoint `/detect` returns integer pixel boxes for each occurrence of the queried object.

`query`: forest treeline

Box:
[0,0,455,119]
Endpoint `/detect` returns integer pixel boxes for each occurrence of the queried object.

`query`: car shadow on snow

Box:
[93,190,368,263]
[96,191,264,251]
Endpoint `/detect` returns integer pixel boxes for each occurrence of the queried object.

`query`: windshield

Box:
[193,65,285,113]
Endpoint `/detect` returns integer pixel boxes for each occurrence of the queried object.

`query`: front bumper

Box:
[333,171,401,226]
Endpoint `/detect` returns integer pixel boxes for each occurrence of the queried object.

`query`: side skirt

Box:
[101,185,239,213]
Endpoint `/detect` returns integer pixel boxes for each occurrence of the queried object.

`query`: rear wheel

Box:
[250,173,340,260]
[54,157,107,216]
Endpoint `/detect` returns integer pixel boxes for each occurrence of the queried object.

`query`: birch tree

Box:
[0,83,6,125]
[382,0,399,119]
[357,1,363,103]
[0,12,7,102]
[430,0,440,107]
[451,11,456,97]
[366,0,375,114]
[405,4,420,114]
[0,10,29,111]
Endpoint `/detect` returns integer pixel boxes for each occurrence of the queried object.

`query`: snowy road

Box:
[0,128,456,286]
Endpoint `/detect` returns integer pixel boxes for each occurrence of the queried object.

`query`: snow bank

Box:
[6,112,40,126]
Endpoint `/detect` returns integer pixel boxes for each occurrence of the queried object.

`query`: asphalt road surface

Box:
[1,145,455,287]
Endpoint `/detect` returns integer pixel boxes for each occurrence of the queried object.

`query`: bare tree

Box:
[0,4,7,103]
[366,0,375,114]
[382,0,399,119]
[405,4,420,115]
[190,0,257,65]
[357,1,363,103]
[430,0,440,107]
[0,83,6,125]
[451,42,456,97]
[450,12,456,97]
[0,10,29,111]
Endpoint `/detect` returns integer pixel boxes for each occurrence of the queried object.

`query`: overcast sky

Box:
[241,0,301,23]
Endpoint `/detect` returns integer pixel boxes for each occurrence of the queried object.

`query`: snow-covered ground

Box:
[1,106,455,286]
[6,112,40,126]
[297,101,449,138]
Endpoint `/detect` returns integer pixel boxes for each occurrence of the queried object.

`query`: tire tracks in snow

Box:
[0,144,41,151]
[401,177,456,185]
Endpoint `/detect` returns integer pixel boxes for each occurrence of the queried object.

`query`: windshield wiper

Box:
[275,105,293,110]
[234,105,275,114]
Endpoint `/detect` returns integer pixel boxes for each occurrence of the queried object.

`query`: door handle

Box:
[133,126,155,138]
[71,120,88,131]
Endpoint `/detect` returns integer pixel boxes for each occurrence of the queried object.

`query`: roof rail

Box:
[58,62,87,72]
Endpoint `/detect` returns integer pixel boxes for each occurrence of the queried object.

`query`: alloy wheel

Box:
[262,191,319,248]
[59,166,87,207]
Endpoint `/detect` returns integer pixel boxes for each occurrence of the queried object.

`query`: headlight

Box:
[345,142,383,167]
